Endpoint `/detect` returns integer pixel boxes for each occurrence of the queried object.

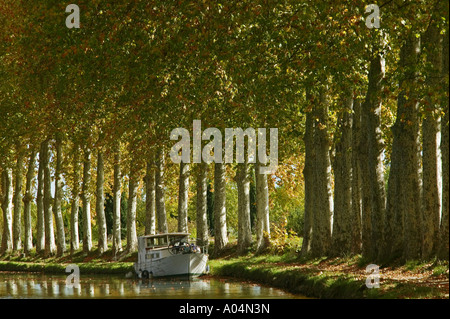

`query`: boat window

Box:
[159,236,168,245]
[169,235,188,245]
[146,252,161,260]
[146,236,169,247]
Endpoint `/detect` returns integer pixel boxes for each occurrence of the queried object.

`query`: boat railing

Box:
[189,239,209,255]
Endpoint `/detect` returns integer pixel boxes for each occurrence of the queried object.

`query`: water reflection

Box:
[0,273,302,299]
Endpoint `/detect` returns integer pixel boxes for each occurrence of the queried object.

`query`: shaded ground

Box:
[209,245,449,299]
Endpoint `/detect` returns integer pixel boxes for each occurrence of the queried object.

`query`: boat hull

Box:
[135,253,208,278]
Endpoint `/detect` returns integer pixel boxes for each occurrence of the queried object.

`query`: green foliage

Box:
[432,264,448,277]
[269,218,302,255]
[286,206,304,237]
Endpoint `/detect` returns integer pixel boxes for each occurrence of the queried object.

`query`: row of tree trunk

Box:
[1,136,271,258]
[301,23,449,261]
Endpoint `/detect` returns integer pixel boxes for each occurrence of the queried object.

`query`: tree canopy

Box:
[0,0,448,262]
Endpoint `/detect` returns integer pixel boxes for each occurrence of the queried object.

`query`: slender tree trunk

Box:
[237,159,251,254]
[213,162,228,256]
[310,88,333,257]
[43,138,56,257]
[351,99,362,254]
[255,119,271,253]
[361,54,386,260]
[196,162,209,247]
[126,168,138,252]
[1,167,13,254]
[155,147,168,233]
[178,161,190,233]
[96,149,107,255]
[23,149,36,256]
[255,161,270,253]
[332,95,353,256]
[438,22,449,260]
[82,147,92,254]
[422,21,443,259]
[360,99,373,259]
[112,143,122,255]
[13,144,24,251]
[53,134,66,256]
[301,107,314,256]
[422,115,442,256]
[70,144,80,254]
[36,143,45,253]
[145,158,156,235]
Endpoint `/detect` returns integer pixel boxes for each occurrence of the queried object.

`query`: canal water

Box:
[0,272,304,299]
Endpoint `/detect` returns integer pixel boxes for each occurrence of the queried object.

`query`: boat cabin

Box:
[144,233,188,249]
[135,232,209,278]
[137,233,204,263]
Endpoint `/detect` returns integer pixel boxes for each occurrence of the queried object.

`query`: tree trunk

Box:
[126,168,138,252]
[53,134,66,256]
[438,23,449,260]
[112,142,122,255]
[196,162,209,247]
[382,108,405,262]
[384,37,422,261]
[237,159,251,254]
[400,37,422,260]
[421,21,443,259]
[43,138,56,257]
[36,143,45,254]
[1,167,13,254]
[361,54,386,260]
[23,149,36,256]
[351,99,362,254]
[332,95,353,256]
[145,158,156,235]
[360,99,373,259]
[178,161,190,233]
[440,107,449,260]
[310,88,333,257]
[439,109,449,260]
[13,144,24,251]
[301,107,314,256]
[255,161,270,253]
[82,147,92,254]
[213,162,228,256]
[155,147,168,233]
[96,149,108,255]
[70,143,80,254]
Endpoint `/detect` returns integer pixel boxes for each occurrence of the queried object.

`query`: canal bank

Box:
[208,257,365,299]
[0,260,134,275]
[207,254,449,299]
[0,252,448,299]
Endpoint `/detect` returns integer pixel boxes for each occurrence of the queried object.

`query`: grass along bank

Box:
[0,260,134,275]
[0,246,135,275]
[208,253,449,299]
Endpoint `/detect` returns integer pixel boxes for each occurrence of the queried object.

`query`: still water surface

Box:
[0,272,303,299]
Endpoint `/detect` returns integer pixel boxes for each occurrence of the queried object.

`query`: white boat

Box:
[134,232,209,278]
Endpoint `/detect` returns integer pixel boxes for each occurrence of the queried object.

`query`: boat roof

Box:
[139,232,190,239]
